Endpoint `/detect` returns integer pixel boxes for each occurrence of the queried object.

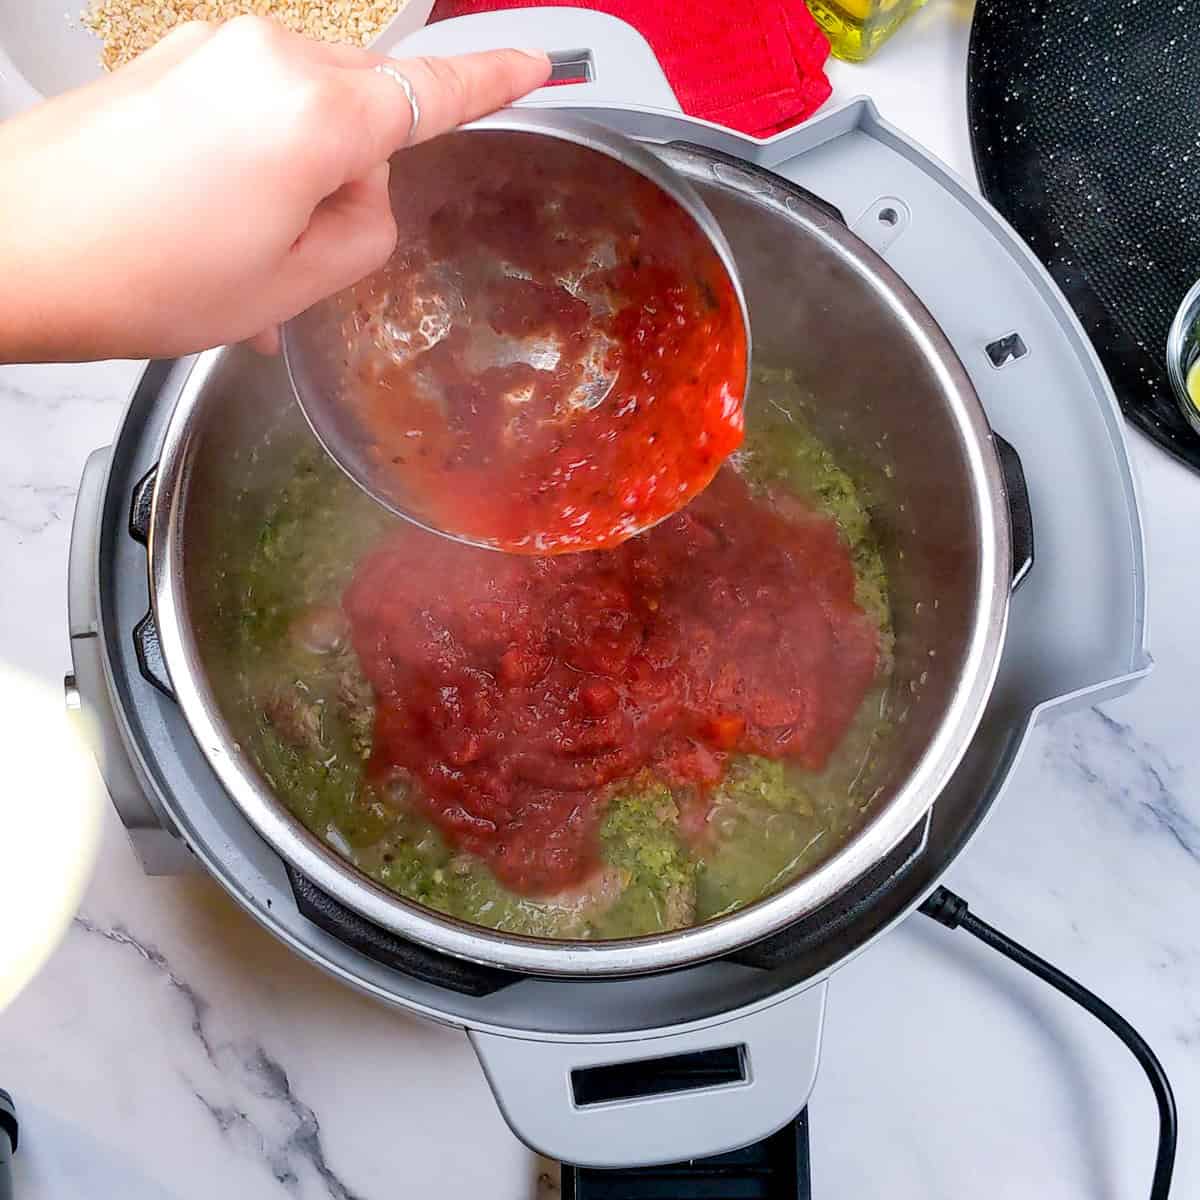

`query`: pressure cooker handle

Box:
[382,11,680,112]
[470,981,826,1169]
[994,434,1034,589]
[285,866,520,998]
[124,465,177,699]
[68,448,196,875]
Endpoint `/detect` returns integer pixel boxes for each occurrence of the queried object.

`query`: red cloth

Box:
[429,1,832,137]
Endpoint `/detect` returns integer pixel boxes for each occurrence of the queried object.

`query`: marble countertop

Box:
[2,7,1197,1198]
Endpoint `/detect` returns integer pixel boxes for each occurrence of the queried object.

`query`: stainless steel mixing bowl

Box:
[282,110,752,551]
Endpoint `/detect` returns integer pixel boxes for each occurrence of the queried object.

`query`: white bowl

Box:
[0,668,103,1013]
[0,0,433,113]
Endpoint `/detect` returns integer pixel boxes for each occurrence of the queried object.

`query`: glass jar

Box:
[806,0,929,63]
[1167,278,1200,439]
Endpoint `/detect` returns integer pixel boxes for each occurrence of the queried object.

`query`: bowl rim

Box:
[1166,276,1200,438]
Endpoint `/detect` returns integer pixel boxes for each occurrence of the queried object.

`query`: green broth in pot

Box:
[229,368,893,939]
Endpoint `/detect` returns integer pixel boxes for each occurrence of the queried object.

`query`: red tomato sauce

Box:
[339,131,748,554]
[344,470,880,896]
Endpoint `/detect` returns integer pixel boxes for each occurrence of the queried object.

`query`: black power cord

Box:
[921,887,1177,1200]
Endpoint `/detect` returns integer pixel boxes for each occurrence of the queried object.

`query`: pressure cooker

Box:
[65,10,1149,1170]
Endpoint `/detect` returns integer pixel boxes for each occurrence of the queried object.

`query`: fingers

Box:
[331,48,551,183]
[114,19,218,82]
[125,17,548,205]
[393,49,553,145]
[261,47,548,345]
[270,161,397,323]
[292,34,379,70]
[249,326,281,356]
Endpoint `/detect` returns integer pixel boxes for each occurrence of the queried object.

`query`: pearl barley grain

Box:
[82,0,407,70]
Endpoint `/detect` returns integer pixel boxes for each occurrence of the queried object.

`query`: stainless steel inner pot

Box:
[147,141,1011,977]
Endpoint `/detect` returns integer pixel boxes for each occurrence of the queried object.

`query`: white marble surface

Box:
[2,4,1198,1197]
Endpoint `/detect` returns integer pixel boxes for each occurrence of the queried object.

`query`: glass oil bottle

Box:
[806,0,929,63]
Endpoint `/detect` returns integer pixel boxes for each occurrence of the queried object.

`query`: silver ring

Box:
[374,63,421,145]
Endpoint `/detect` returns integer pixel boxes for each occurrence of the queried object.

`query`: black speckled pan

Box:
[969,0,1200,473]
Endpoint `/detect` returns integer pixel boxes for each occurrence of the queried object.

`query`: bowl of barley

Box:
[0,0,433,113]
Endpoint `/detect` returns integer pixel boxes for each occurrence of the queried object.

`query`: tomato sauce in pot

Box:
[344,469,879,896]
[338,131,748,554]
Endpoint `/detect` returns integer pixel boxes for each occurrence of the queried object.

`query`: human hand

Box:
[0,18,550,363]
